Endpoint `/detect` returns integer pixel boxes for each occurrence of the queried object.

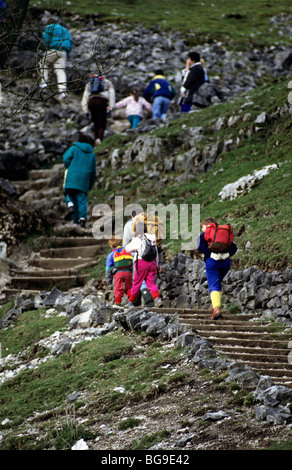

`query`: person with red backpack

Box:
[197,217,237,320]
[106,237,133,305]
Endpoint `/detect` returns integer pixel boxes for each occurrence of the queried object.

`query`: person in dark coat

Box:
[180,51,206,113]
[63,133,96,227]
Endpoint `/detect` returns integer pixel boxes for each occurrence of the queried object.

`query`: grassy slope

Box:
[90,75,292,272]
[41,0,292,49]
[0,307,187,450]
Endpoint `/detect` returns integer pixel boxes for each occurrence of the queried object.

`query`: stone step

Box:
[39,245,103,258]
[50,237,107,248]
[152,307,255,320]
[12,268,83,277]
[217,345,290,358]
[28,165,63,180]
[2,288,43,298]
[30,257,93,269]
[216,349,289,364]
[189,326,291,342]
[191,334,289,349]
[9,274,87,289]
[11,178,56,192]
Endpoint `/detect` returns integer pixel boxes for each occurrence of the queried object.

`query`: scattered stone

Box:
[219,164,278,201]
[202,411,230,421]
[71,438,89,450]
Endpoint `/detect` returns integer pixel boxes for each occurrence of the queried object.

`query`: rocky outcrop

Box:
[0,186,47,255]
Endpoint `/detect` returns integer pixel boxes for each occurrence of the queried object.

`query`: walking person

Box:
[180,51,206,113]
[81,74,115,146]
[115,88,152,129]
[126,221,162,308]
[105,237,133,305]
[39,19,73,100]
[63,133,96,228]
[197,217,237,319]
[143,69,176,120]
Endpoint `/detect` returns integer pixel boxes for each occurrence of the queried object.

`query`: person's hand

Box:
[185,58,191,69]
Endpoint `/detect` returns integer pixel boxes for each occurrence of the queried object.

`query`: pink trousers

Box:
[129,259,159,302]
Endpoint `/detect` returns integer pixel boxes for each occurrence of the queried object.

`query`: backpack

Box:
[89,74,105,94]
[132,212,164,249]
[139,235,157,262]
[113,248,133,269]
[204,223,233,253]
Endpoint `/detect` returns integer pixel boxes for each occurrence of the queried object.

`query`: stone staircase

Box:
[6,236,106,296]
[4,165,107,297]
[151,307,292,388]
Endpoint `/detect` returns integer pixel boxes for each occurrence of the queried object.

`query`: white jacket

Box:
[126,233,158,264]
[80,78,116,112]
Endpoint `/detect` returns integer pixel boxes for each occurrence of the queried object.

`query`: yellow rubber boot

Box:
[210,291,222,320]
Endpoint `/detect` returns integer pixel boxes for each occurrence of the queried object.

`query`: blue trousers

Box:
[181,102,192,113]
[205,257,231,293]
[64,189,88,224]
[128,115,142,129]
[153,96,170,119]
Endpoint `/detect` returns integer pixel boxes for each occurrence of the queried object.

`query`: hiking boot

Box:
[80,219,86,228]
[127,302,135,309]
[210,307,222,320]
[64,206,74,221]
[154,297,163,308]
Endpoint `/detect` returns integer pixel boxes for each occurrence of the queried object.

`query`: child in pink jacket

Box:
[115,88,152,128]
[125,221,162,307]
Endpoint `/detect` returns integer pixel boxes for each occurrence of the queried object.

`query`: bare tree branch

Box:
[0,0,30,69]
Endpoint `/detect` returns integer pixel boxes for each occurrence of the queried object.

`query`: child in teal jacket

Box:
[63,133,96,227]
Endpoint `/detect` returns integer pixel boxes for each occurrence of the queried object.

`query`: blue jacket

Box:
[144,75,176,101]
[63,142,96,193]
[197,232,237,261]
[42,23,73,55]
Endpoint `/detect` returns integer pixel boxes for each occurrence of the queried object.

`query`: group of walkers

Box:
[39,18,237,319]
[39,19,209,142]
[105,212,237,319]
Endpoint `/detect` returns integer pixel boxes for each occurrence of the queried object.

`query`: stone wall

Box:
[157,253,292,324]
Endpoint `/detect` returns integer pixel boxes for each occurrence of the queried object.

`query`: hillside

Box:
[89,75,292,274]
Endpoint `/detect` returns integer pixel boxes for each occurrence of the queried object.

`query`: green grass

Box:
[264,439,292,450]
[131,429,171,450]
[36,0,292,50]
[0,307,187,449]
[0,308,67,358]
